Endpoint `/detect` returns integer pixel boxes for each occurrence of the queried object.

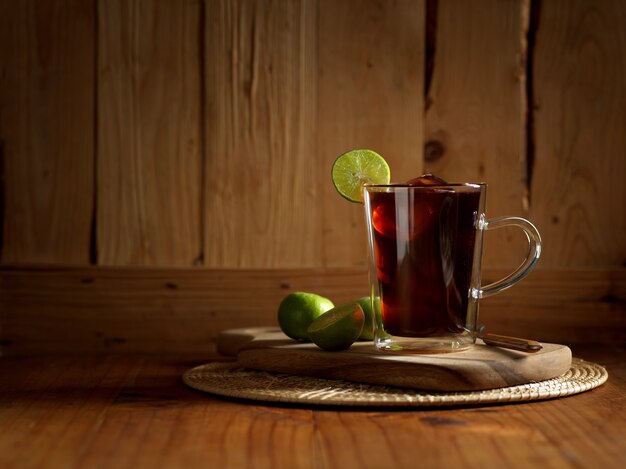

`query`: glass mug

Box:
[364,183,541,353]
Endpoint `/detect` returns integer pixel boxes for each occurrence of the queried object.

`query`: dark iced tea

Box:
[368,186,481,337]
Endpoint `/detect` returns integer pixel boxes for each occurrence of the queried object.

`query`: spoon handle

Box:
[481,332,543,353]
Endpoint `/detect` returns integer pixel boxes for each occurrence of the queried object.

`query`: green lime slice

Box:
[331,149,391,203]
[307,302,365,351]
[355,296,378,340]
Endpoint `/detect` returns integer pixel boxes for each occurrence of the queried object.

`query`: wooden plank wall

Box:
[0,0,625,354]
[530,0,626,267]
[98,0,203,266]
[424,0,530,266]
[0,0,95,264]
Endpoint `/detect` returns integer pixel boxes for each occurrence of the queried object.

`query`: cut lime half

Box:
[331,149,391,203]
[307,303,365,351]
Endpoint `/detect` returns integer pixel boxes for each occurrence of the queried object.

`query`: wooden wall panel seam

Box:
[1,266,624,355]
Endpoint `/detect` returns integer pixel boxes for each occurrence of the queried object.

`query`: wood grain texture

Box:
[203,0,319,267]
[530,0,626,267]
[0,267,368,356]
[318,0,425,268]
[97,0,202,265]
[0,0,94,264]
[0,356,144,468]
[218,328,572,392]
[0,350,624,468]
[1,0,624,273]
[479,267,626,344]
[0,266,623,356]
[425,0,529,268]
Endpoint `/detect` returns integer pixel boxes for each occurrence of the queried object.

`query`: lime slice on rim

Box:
[331,149,391,203]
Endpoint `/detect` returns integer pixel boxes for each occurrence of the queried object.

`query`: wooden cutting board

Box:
[217,327,572,392]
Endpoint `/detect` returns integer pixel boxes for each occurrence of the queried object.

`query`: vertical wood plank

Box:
[424,0,529,268]
[0,0,94,264]
[98,0,202,266]
[204,0,318,268]
[530,0,626,267]
[318,0,425,268]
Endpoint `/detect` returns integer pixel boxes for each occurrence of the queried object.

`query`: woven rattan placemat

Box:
[182,357,607,407]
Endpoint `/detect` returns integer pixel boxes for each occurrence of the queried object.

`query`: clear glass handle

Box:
[478,216,542,299]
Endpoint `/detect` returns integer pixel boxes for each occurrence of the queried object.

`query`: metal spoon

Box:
[476,326,543,353]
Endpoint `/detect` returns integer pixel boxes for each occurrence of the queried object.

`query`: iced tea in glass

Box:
[364,182,541,353]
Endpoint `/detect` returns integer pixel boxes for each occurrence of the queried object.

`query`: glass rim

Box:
[364,182,485,189]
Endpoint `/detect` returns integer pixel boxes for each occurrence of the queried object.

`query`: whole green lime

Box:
[355,297,377,340]
[277,292,334,341]
[307,302,365,351]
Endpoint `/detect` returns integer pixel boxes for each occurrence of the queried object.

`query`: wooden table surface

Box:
[1,346,624,469]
